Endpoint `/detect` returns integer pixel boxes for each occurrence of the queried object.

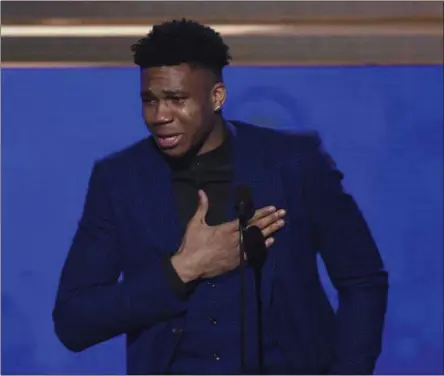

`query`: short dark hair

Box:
[131,19,232,80]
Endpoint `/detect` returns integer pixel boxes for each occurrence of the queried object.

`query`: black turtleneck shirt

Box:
[169,136,233,228]
[163,136,233,298]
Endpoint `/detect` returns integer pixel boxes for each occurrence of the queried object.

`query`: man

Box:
[53,19,388,375]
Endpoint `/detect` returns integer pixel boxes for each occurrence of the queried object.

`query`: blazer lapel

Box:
[133,140,183,255]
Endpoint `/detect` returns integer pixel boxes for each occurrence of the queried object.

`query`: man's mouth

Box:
[155,134,183,149]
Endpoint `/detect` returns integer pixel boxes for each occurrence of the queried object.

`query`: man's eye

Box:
[142,98,157,105]
[170,97,186,104]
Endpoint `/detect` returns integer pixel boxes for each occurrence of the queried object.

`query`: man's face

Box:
[140,64,222,158]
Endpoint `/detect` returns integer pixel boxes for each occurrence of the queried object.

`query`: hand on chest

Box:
[172,180,232,227]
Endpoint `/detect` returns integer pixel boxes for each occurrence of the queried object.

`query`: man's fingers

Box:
[265,237,275,248]
[251,209,286,231]
[193,189,209,224]
[218,207,285,234]
[262,220,285,238]
[249,206,276,223]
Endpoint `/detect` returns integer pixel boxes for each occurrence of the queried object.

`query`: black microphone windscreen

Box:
[234,185,254,223]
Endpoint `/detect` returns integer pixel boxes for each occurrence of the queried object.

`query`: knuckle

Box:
[259,219,268,228]
[267,215,276,224]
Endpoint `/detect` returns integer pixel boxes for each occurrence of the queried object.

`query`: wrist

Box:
[171,252,200,283]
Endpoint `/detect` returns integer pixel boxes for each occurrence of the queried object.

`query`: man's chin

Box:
[154,137,200,159]
[158,145,189,159]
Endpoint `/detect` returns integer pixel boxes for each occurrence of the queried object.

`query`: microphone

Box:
[234,185,268,269]
[234,185,254,228]
[234,185,266,375]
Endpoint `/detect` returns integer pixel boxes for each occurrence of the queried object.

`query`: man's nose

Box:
[152,100,173,124]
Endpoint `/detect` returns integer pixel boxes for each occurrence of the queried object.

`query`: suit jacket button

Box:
[172,327,183,335]
[209,317,217,325]
[213,353,221,360]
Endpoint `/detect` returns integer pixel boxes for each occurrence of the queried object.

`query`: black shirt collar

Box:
[167,131,232,172]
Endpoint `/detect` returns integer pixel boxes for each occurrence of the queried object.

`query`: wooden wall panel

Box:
[1,1,442,66]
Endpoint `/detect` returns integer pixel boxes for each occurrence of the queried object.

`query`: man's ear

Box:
[211,82,226,112]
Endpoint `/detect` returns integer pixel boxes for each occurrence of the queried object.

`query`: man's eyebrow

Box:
[140,89,189,97]
[162,89,189,96]
[140,90,153,97]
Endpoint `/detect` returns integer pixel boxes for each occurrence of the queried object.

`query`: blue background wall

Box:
[2,66,443,374]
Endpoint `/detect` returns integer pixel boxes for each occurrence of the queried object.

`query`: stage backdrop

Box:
[2,66,443,374]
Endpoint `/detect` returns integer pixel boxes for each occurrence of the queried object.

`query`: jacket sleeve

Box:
[52,161,188,352]
[300,135,389,374]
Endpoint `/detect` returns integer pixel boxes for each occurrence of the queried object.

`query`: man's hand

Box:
[171,190,239,281]
[171,190,286,282]
[248,205,286,247]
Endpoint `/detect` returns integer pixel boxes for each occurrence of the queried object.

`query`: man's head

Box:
[131,19,231,158]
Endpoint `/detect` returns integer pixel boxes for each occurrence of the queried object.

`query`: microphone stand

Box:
[253,265,264,375]
[238,217,247,374]
[244,225,267,375]
[239,222,267,374]
[235,186,266,375]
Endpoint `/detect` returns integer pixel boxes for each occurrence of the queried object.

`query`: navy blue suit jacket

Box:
[53,121,388,374]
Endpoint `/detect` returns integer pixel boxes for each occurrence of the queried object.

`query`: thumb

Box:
[194,189,209,224]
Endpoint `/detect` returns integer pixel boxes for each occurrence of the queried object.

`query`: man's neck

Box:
[197,116,226,156]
